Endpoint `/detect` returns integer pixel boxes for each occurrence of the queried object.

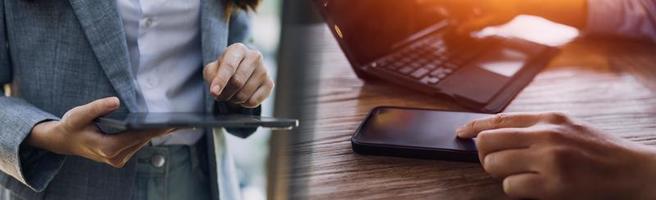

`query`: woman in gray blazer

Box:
[0,0,271,199]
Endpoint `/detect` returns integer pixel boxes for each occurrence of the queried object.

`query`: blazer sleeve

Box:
[0,1,66,192]
[586,0,656,42]
[216,9,262,138]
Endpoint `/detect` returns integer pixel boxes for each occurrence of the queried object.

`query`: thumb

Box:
[64,97,120,128]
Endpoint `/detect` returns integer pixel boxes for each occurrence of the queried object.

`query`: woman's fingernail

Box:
[107,97,120,108]
[483,155,491,166]
[212,86,221,95]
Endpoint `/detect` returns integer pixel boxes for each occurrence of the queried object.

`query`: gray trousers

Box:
[131,143,212,200]
[3,143,213,200]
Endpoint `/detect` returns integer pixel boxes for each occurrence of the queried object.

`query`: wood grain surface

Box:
[290,25,656,200]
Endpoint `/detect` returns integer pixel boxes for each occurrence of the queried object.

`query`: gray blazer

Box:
[0,0,258,199]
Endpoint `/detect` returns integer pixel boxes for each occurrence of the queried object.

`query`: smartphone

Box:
[352,106,491,162]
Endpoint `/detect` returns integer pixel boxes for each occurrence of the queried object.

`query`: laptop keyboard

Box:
[371,34,493,87]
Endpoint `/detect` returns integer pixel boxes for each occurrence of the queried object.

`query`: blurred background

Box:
[225,0,281,199]
[227,1,321,199]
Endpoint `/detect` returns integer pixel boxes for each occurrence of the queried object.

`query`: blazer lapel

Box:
[199,1,230,200]
[200,0,230,113]
[68,0,140,112]
[200,0,229,66]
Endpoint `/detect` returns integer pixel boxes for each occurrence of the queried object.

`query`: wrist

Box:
[28,121,66,155]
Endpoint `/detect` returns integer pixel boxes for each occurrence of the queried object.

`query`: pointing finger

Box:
[457,113,542,139]
[211,44,248,97]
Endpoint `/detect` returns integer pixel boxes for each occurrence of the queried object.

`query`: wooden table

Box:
[290,24,656,199]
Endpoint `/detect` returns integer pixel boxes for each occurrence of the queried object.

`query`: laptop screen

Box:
[318,0,449,66]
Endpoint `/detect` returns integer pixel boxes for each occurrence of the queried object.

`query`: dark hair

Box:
[225,0,260,17]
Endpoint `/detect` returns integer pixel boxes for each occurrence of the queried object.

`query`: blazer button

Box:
[151,154,166,168]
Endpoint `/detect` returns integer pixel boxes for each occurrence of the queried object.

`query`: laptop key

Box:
[399,67,414,74]
[428,77,440,84]
[430,68,444,76]
[419,76,432,85]
[411,68,430,79]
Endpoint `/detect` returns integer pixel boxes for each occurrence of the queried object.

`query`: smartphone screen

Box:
[352,107,491,161]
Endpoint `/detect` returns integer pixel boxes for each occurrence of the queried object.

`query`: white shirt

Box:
[117,0,205,145]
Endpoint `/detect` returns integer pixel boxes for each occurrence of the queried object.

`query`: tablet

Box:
[95,112,299,134]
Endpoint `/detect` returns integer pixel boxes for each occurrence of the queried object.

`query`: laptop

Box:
[312,0,559,113]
